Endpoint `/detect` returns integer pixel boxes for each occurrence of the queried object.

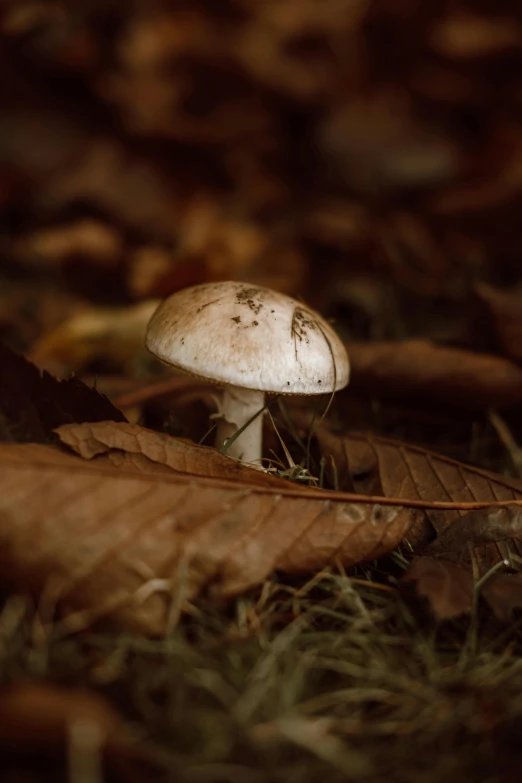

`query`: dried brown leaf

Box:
[0,682,151,782]
[13,219,123,269]
[420,505,522,621]
[43,139,180,235]
[426,505,522,560]
[430,12,521,60]
[348,339,522,409]
[320,94,458,194]
[481,574,522,623]
[316,428,522,563]
[56,420,287,486]
[0,682,124,752]
[473,282,522,363]
[405,552,522,623]
[0,442,415,635]
[0,344,126,444]
[318,428,522,621]
[403,556,474,620]
[29,300,160,376]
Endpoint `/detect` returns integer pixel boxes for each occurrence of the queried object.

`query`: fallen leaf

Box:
[43,139,180,236]
[319,92,458,194]
[481,574,522,622]
[0,344,126,443]
[128,246,204,298]
[348,340,522,409]
[403,556,474,620]
[0,682,152,782]
[316,428,522,555]
[404,554,522,623]
[430,11,521,60]
[418,505,522,620]
[0,442,415,635]
[426,505,522,560]
[473,282,522,363]
[29,300,160,376]
[56,420,289,486]
[317,431,522,621]
[0,682,123,752]
[13,219,123,269]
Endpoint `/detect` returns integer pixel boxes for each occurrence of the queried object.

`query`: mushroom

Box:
[145,281,349,467]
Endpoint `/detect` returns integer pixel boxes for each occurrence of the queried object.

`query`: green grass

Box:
[2,564,522,782]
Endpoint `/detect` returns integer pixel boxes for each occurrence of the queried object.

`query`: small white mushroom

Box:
[145,281,350,467]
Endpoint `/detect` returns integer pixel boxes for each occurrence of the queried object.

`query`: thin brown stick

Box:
[114,376,213,408]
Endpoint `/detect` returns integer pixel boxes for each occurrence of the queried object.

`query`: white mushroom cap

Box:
[145,281,349,394]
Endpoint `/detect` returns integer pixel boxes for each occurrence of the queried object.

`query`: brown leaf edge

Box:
[0,343,126,443]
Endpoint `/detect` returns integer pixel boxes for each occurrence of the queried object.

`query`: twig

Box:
[114,376,213,408]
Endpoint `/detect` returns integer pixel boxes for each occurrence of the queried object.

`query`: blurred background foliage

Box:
[2,0,522,343]
[2,0,522,465]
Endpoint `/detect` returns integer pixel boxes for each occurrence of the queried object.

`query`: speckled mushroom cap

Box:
[145,281,350,394]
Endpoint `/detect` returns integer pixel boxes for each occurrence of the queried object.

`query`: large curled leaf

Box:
[0,443,416,635]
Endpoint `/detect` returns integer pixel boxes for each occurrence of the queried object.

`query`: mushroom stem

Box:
[214,385,265,466]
